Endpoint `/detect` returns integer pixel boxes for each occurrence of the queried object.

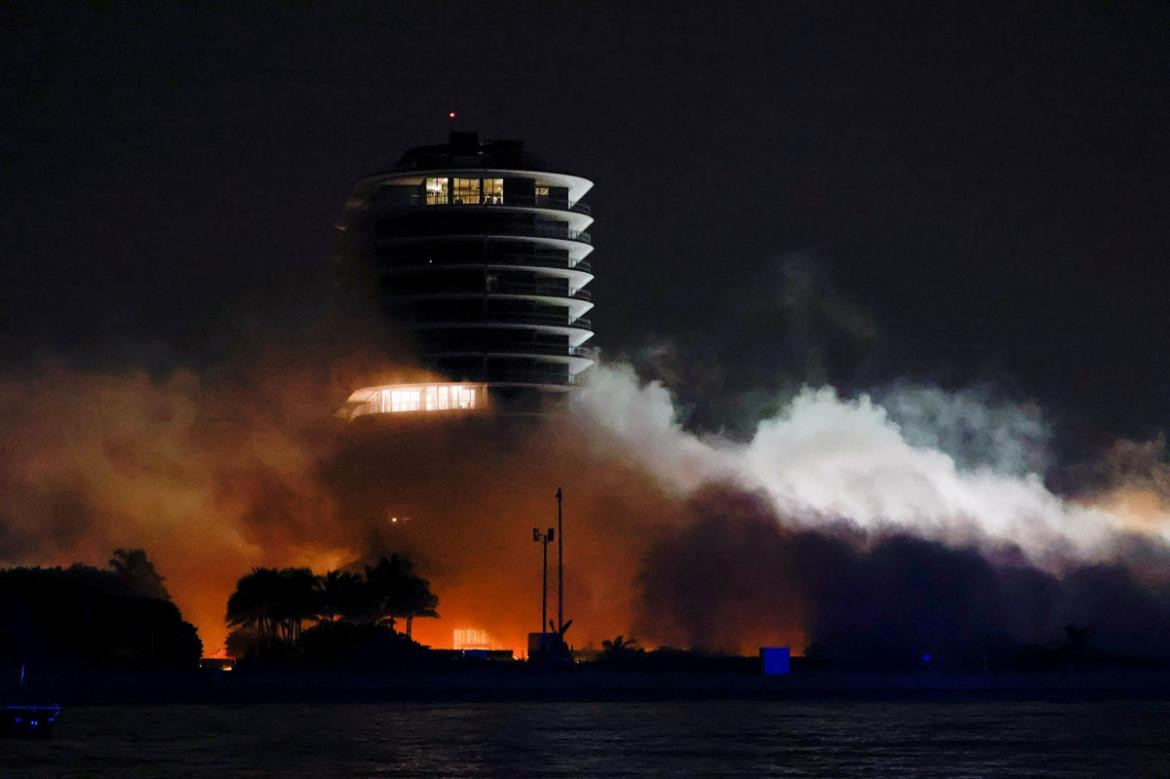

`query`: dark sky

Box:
[3,1,1168,447]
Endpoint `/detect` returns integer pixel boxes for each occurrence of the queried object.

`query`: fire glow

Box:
[1,350,1169,660]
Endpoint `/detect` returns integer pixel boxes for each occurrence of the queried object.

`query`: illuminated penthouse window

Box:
[483,178,503,204]
[385,388,421,413]
[452,177,480,204]
[341,382,486,420]
[425,177,448,205]
[379,384,477,413]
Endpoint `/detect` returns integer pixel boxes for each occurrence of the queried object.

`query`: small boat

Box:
[2,704,60,738]
[2,663,61,739]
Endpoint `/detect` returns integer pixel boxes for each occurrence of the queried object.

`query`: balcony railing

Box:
[411,311,593,330]
[405,193,590,215]
[486,370,579,386]
[380,225,591,245]
[531,225,591,243]
[425,343,598,360]
[488,281,593,301]
[382,252,592,274]
[568,345,599,359]
[389,283,592,304]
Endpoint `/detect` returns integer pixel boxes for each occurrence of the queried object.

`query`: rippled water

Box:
[6,701,1170,776]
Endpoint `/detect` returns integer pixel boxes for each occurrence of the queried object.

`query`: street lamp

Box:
[533,527,554,636]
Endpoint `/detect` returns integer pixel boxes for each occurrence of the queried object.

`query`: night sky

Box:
[4,1,1168,452]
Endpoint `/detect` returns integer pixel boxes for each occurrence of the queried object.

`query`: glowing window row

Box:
[426,177,505,206]
[453,628,492,650]
[378,384,478,413]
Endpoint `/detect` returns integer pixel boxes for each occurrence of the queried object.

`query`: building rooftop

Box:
[391,131,555,174]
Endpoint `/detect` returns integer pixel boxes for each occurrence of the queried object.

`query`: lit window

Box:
[346,382,484,419]
[483,178,504,204]
[453,386,476,409]
[390,389,421,412]
[453,628,491,650]
[425,177,448,205]
[452,177,480,205]
[534,184,551,207]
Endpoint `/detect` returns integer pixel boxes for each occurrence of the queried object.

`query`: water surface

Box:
[6,700,1170,776]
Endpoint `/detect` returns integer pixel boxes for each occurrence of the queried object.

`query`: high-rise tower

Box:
[336,132,595,418]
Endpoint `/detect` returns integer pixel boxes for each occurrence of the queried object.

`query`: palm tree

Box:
[601,635,639,661]
[225,567,319,645]
[226,567,283,643]
[395,574,439,638]
[109,548,170,601]
[318,570,372,623]
[365,555,439,638]
[270,567,319,643]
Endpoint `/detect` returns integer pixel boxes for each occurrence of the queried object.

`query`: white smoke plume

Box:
[576,363,1170,568]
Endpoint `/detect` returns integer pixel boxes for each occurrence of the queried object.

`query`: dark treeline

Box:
[0,549,201,670]
[225,554,438,668]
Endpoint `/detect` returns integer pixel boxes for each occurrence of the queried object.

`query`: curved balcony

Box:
[379,232,594,261]
[409,313,593,346]
[387,289,594,318]
[483,370,580,387]
[380,251,593,278]
[569,345,599,359]
[354,168,594,203]
[424,368,578,389]
[425,343,596,371]
[400,192,591,216]
[488,281,592,302]
[379,224,591,246]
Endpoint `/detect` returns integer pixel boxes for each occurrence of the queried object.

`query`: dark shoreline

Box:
[12,667,1170,706]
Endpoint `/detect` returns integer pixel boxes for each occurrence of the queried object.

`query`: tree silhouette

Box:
[600,635,641,661]
[365,555,439,638]
[318,570,372,623]
[226,567,280,643]
[224,555,439,661]
[109,548,170,601]
[226,567,319,646]
[272,568,319,643]
[0,556,200,668]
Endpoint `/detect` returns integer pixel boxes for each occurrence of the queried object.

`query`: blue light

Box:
[921,653,932,663]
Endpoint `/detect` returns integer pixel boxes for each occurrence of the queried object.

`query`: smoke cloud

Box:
[1,323,1168,660]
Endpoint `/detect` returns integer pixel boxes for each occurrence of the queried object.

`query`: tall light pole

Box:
[556,487,564,634]
[533,527,554,636]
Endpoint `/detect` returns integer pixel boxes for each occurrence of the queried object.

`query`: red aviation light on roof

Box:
[448,111,456,119]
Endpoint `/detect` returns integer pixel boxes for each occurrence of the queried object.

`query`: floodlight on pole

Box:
[533,527,554,636]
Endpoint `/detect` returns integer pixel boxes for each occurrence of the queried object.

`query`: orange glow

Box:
[0,348,801,660]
